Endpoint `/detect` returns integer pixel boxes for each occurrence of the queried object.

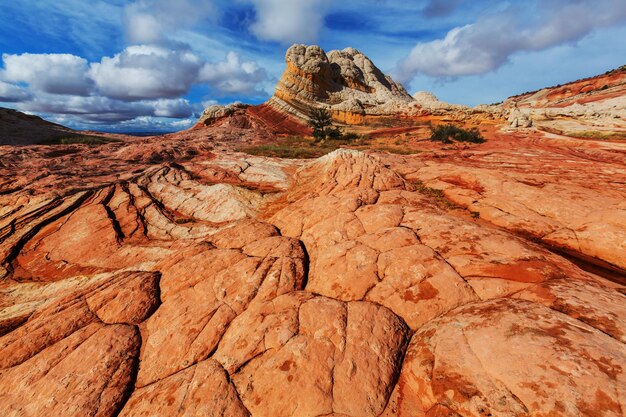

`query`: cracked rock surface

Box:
[1,143,625,417]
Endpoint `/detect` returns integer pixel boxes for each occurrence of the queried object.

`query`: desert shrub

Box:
[340,131,360,141]
[326,126,343,139]
[430,124,485,144]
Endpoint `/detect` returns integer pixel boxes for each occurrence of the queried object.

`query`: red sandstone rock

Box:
[383,298,626,417]
[0,58,625,417]
[119,359,250,417]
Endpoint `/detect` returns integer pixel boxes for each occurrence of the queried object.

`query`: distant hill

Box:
[0,107,74,145]
[505,65,626,108]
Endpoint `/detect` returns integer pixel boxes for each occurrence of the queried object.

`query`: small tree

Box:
[308,108,335,142]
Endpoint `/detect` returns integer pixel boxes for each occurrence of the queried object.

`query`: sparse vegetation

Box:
[307,108,366,142]
[410,180,461,210]
[429,124,485,144]
[238,136,344,159]
[38,135,120,146]
[238,134,422,159]
[341,131,360,141]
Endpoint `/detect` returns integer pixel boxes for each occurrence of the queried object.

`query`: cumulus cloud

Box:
[19,95,151,122]
[19,94,195,123]
[0,81,32,102]
[119,115,196,131]
[398,0,626,81]
[153,98,195,118]
[1,53,91,95]
[248,0,331,43]
[89,45,203,100]
[0,44,268,127]
[199,52,268,95]
[124,0,215,44]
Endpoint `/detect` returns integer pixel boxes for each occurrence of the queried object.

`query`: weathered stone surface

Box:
[504,65,626,134]
[136,227,306,387]
[86,271,161,325]
[383,299,626,417]
[270,150,605,333]
[402,141,626,272]
[119,359,250,417]
[0,323,140,417]
[215,292,410,417]
[266,44,414,122]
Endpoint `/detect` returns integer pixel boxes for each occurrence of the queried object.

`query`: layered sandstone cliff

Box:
[266,44,415,124]
[504,65,626,134]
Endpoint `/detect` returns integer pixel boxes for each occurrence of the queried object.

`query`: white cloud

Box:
[248,0,330,44]
[89,45,203,100]
[1,53,91,95]
[17,94,195,123]
[153,98,195,118]
[199,52,268,95]
[124,0,215,44]
[115,115,197,132]
[0,81,32,102]
[397,0,626,81]
[19,95,152,122]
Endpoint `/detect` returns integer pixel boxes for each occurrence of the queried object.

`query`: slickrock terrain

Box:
[1,46,625,417]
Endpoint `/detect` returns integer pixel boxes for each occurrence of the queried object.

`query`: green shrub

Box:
[341,131,360,141]
[430,124,485,144]
[326,126,343,139]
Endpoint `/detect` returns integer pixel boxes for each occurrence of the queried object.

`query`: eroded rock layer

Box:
[504,65,626,135]
[266,44,415,123]
[1,130,625,416]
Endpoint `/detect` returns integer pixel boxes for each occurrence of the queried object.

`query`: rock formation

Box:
[266,45,414,124]
[1,46,625,417]
[503,65,626,134]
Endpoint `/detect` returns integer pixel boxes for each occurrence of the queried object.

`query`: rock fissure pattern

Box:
[1,147,625,417]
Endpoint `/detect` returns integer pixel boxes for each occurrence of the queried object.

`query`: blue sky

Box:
[1,0,625,132]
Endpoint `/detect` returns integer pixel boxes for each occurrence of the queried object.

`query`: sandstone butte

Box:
[0,44,625,417]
